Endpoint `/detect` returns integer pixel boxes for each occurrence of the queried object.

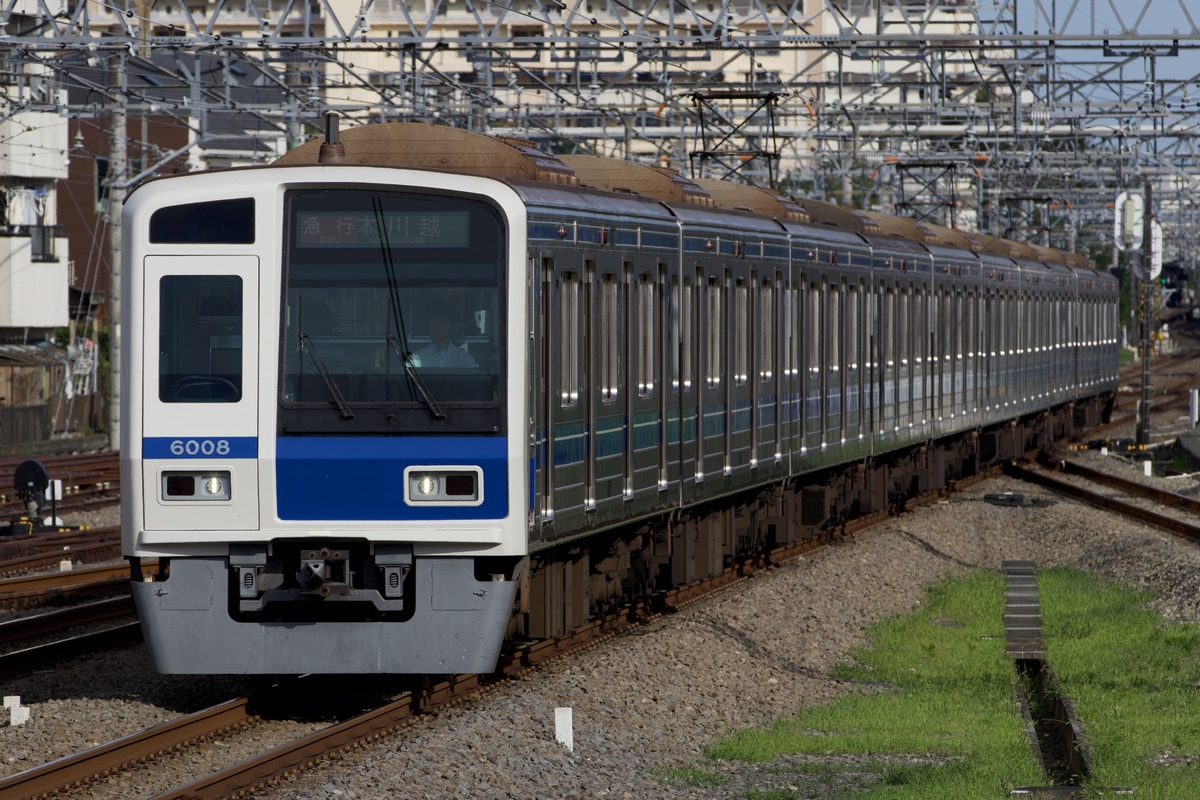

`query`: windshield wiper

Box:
[387,335,446,420]
[300,333,355,420]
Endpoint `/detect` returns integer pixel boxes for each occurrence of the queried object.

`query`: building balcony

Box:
[0,227,69,328]
[1,224,63,263]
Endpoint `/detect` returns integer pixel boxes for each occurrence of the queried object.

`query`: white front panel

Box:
[141,255,260,531]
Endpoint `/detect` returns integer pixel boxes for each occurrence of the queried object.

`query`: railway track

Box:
[0,464,1006,800]
[5,397,1200,799]
[0,561,132,607]
[1005,455,1200,546]
[1090,349,1200,444]
[0,567,141,676]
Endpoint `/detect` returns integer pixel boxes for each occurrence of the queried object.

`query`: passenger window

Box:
[559,272,580,406]
[706,276,722,389]
[600,273,620,403]
[637,274,656,396]
[159,275,243,403]
[759,278,774,382]
[734,278,748,386]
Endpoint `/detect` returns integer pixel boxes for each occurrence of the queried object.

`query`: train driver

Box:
[410,301,478,369]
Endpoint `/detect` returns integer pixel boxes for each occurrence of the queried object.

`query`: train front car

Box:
[120,163,527,674]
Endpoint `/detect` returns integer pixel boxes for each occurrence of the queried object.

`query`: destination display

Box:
[295,210,470,248]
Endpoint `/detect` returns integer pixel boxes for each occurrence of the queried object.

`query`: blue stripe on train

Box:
[275,436,508,521]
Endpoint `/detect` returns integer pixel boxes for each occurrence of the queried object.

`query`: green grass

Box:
[650,765,726,788]
[1039,567,1200,798]
[692,567,1200,798]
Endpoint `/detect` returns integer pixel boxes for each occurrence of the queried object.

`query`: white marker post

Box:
[554,707,573,753]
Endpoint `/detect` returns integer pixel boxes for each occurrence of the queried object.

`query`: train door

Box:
[672,272,700,491]
[693,268,707,485]
[655,263,669,493]
[760,273,780,466]
[536,258,551,530]
[584,260,597,510]
[845,279,861,443]
[881,281,896,436]
[741,273,756,469]
[699,269,722,483]
[140,255,260,532]
[624,261,636,501]
[629,260,663,506]
[730,272,743,476]
[827,277,843,447]
[782,278,799,465]
[805,277,823,451]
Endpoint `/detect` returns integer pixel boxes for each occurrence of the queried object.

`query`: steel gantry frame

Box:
[5,0,1200,260]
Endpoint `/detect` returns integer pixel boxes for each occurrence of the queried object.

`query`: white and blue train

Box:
[120,120,1119,674]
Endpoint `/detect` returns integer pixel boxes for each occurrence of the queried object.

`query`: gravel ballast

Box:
[3,445,1200,798]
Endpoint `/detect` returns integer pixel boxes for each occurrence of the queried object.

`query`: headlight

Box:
[162,470,232,501]
[404,466,482,505]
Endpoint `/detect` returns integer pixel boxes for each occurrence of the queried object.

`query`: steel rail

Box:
[0,562,132,600]
[0,621,143,676]
[1004,462,1200,545]
[0,595,134,646]
[1050,456,1200,515]
[0,697,255,800]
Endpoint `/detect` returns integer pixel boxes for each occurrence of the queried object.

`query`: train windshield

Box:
[279,189,506,434]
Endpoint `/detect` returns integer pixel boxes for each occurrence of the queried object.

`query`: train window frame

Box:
[600,272,621,403]
[828,279,841,374]
[847,282,859,371]
[759,277,775,383]
[276,188,506,435]
[158,275,243,404]
[705,275,723,390]
[672,276,695,393]
[783,281,798,379]
[807,279,821,376]
[637,272,656,397]
[559,271,580,407]
[734,277,748,387]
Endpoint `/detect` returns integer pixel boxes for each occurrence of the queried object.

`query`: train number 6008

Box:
[169,438,231,456]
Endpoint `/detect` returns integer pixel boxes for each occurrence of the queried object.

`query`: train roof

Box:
[275,122,580,186]
[691,178,811,222]
[558,155,715,207]
[858,210,936,244]
[797,198,883,236]
[271,120,1099,273]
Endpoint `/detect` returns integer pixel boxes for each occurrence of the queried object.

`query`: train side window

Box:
[637,274,655,396]
[828,280,841,372]
[783,282,797,378]
[559,272,579,406]
[883,286,895,368]
[159,275,242,403]
[734,278,748,386]
[600,273,620,403]
[760,278,774,382]
[706,276,722,389]
[807,281,821,375]
[672,277,694,392]
[847,283,859,371]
